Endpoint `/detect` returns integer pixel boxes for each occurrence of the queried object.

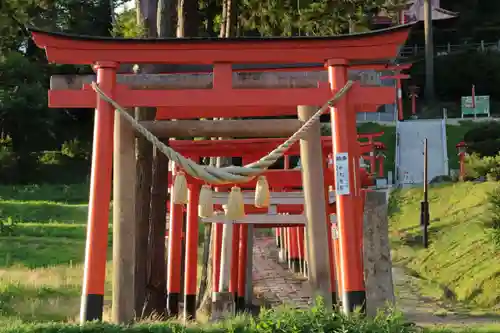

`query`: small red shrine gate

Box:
[28,24,414,324]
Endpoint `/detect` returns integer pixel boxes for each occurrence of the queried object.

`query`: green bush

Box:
[0,304,417,333]
[464,153,500,180]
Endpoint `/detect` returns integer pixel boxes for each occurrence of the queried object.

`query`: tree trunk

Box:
[177,0,200,37]
[135,0,177,319]
[145,145,169,317]
[220,0,237,37]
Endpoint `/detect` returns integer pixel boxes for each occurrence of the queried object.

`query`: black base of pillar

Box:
[235,296,245,312]
[82,293,104,321]
[277,238,281,248]
[184,294,196,320]
[343,290,366,314]
[331,292,338,307]
[167,292,180,317]
[291,258,301,273]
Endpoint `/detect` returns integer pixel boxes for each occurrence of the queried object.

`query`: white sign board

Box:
[334,153,350,195]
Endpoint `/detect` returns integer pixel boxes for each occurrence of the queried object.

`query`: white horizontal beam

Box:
[202,213,307,225]
[199,213,337,225]
[211,191,336,205]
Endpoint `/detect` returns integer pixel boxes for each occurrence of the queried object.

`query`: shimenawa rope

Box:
[91,80,354,185]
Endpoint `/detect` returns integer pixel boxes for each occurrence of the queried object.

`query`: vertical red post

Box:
[324,184,337,306]
[348,107,365,288]
[369,139,376,174]
[411,94,417,116]
[212,223,223,293]
[297,227,305,272]
[397,78,404,121]
[184,184,200,320]
[328,60,366,314]
[275,228,281,248]
[167,171,184,317]
[80,61,116,322]
[289,227,300,273]
[229,224,240,298]
[236,224,248,311]
[459,152,465,179]
[332,218,342,297]
[378,155,385,178]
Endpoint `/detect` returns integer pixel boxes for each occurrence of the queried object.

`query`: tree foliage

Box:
[2,0,500,184]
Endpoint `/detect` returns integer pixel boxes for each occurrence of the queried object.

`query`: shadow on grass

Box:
[0,237,87,268]
[0,184,89,204]
[0,202,88,224]
[8,223,87,239]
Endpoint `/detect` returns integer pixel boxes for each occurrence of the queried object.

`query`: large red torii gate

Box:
[28,24,414,323]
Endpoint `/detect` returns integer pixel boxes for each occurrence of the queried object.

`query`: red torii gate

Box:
[165,135,383,315]
[28,24,414,323]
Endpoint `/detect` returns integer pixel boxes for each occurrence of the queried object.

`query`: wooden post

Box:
[112,108,136,324]
[298,105,332,308]
[212,219,235,319]
[362,190,395,317]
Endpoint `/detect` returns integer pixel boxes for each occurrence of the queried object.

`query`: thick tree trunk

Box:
[147,0,177,318]
[134,104,155,318]
[135,0,176,318]
[177,0,200,37]
[145,146,169,316]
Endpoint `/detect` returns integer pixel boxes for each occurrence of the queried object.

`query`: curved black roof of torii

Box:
[27,23,417,71]
[27,22,416,43]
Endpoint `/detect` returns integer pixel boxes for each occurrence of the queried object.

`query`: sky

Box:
[116,0,134,13]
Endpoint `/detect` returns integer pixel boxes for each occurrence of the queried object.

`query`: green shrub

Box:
[0,304,417,333]
[464,153,500,180]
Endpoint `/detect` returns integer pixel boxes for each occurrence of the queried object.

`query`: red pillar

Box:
[328,59,366,314]
[297,226,305,273]
[236,224,248,311]
[378,155,385,178]
[229,224,240,298]
[167,178,184,317]
[80,61,116,322]
[324,184,337,306]
[289,227,300,272]
[411,94,417,116]
[459,152,466,179]
[184,184,200,320]
[397,79,404,121]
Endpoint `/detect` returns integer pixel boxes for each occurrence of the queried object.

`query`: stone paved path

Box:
[252,237,313,309]
[252,236,500,328]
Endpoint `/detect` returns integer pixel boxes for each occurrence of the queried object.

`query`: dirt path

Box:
[393,266,500,327]
[252,236,500,328]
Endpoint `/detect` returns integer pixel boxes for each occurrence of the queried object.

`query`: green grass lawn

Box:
[0,184,209,323]
[0,184,104,322]
[389,182,500,313]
